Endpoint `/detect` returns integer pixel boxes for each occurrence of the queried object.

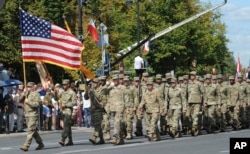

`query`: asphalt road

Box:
[0,127,249,154]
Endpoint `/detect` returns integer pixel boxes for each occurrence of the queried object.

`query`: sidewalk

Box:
[0,126,93,138]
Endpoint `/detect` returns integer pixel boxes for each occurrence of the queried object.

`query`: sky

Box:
[200,0,250,68]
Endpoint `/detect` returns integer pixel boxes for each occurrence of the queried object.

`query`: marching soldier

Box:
[236,74,249,129]
[123,77,138,139]
[99,76,112,141]
[58,79,76,146]
[186,71,204,136]
[167,78,187,138]
[133,77,144,136]
[203,74,221,133]
[216,74,229,132]
[109,75,125,145]
[88,78,106,145]
[139,78,165,141]
[227,76,241,130]
[20,82,44,151]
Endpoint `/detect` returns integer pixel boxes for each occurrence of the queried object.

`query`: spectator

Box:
[134,55,144,78]
[82,91,92,128]
[0,87,5,134]
[4,89,15,133]
[14,85,25,132]
[76,92,83,127]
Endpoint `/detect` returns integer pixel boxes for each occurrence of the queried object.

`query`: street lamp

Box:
[125,0,141,56]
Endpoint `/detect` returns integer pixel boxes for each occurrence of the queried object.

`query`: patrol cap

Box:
[133,77,140,81]
[92,78,99,83]
[212,75,217,80]
[155,74,162,79]
[142,72,149,77]
[146,77,154,85]
[62,79,70,85]
[162,78,166,82]
[123,77,129,81]
[165,73,171,79]
[229,76,234,80]
[178,76,183,81]
[112,74,119,80]
[99,76,107,80]
[183,75,189,80]
[190,71,196,75]
[205,74,212,79]
[170,78,177,83]
[27,82,35,87]
[119,74,124,79]
[217,74,223,79]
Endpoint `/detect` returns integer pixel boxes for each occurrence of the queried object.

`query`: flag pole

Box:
[23,61,27,87]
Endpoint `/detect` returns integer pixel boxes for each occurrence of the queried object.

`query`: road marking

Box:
[0,147,12,150]
[219,150,229,153]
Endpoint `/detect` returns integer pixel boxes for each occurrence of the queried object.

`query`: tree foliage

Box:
[0,0,235,83]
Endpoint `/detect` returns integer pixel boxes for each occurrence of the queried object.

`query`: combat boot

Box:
[116,138,124,145]
[65,137,74,146]
[35,143,44,150]
[103,132,111,141]
[110,135,118,144]
[20,145,29,151]
[125,133,133,140]
[58,140,65,146]
[97,137,105,144]
[89,136,97,145]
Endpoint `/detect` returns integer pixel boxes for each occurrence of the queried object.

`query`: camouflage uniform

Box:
[203,74,221,133]
[180,75,189,134]
[246,79,250,127]
[161,73,172,135]
[89,78,106,145]
[167,78,187,138]
[20,82,44,151]
[109,75,125,145]
[216,74,229,131]
[135,72,148,136]
[227,76,241,130]
[186,71,204,136]
[99,76,111,140]
[58,79,76,146]
[236,75,249,128]
[139,78,165,141]
[123,77,138,139]
[133,77,144,136]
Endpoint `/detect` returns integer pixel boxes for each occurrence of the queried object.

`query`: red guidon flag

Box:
[20,10,82,70]
[87,19,99,42]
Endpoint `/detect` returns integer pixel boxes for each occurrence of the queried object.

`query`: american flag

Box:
[20,10,82,70]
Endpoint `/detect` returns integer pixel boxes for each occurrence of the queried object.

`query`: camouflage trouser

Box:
[124,108,135,134]
[92,111,103,138]
[145,112,160,140]
[204,104,216,128]
[160,115,167,134]
[247,104,250,126]
[216,102,227,129]
[188,103,201,129]
[182,105,190,131]
[135,110,144,133]
[102,113,110,134]
[113,111,124,139]
[228,105,240,128]
[168,108,181,130]
[23,116,43,147]
[61,109,73,142]
[239,103,248,127]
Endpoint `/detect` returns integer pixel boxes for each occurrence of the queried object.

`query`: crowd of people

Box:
[0,81,93,134]
[2,61,250,151]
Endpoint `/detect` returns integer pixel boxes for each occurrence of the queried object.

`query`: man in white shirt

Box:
[134,55,144,77]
